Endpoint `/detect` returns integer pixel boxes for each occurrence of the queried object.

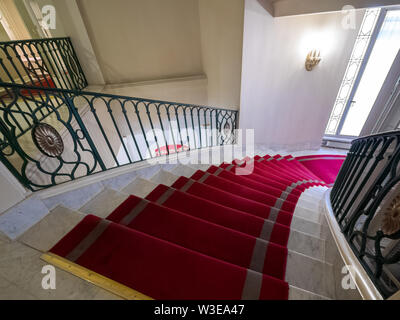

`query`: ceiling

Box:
[265,0,400,17]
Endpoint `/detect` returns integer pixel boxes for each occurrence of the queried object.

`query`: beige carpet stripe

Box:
[65,219,110,262]
[120,199,149,226]
[249,238,268,273]
[241,269,263,300]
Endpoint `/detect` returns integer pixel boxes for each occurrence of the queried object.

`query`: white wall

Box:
[240,0,365,150]
[101,76,209,106]
[198,0,244,110]
[76,0,204,84]
[50,0,244,108]
[0,162,28,214]
[53,0,105,85]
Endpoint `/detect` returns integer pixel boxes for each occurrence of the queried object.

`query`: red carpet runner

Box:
[49,154,345,300]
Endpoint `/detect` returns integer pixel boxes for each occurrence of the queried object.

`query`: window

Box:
[325,7,400,138]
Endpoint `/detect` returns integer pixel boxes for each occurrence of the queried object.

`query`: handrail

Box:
[0,37,71,45]
[352,129,400,143]
[330,130,400,299]
[0,82,238,113]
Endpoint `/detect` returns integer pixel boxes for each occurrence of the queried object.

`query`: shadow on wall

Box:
[257,0,274,16]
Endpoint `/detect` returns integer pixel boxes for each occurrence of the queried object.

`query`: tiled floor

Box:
[0,238,109,299]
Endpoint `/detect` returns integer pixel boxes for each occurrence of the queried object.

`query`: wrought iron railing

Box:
[0,82,238,191]
[0,37,87,91]
[331,130,400,298]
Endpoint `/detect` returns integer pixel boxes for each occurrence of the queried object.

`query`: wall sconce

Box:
[305,50,321,71]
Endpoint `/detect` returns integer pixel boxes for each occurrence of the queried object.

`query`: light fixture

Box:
[305,50,322,71]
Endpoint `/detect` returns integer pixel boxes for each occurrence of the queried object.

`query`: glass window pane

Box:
[324,8,380,136]
[340,10,400,136]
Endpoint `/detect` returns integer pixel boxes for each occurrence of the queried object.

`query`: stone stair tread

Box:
[289,285,331,300]
[187,163,212,171]
[291,215,326,239]
[294,205,324,224]
[121,177,159,198]
[0,148,349,299]
[150,170,180,186]
[42,182,104,211]
[170,165,198,178]
[286,250,334,298]
[18,206,85,252]
[288,229,326,261]
[79,188,128,219]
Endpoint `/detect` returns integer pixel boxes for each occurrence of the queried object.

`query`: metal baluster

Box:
[87,96,119,166]
[166,104,178,154]
[156,103,170,156]
[4,44,46,120]
[105,98,132,164]
[134,101,153,159]
[66,38,88,89]
[47,41,75,90]
[190,108,197,149]
[174,106,184,149]
[121,100,143,162]
[145,102,160,158]
[334,140,373,212]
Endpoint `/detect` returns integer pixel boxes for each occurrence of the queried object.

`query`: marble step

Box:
[40,164,169,212]
[291,216,327,239]
[16,201,331,299]
[296,198,321,212]
[87,181,327,242]
[89,177,328,247]
[79,188,128,219]
[168,165,198,178]
[18,206,86,252]
[121,177,159,198]
[306,187,329,195]
[303,188,327,197]
[149,170,180,187]
[287,229,325,261]
[289,285,330,300]
[150,169,325,210]
[119,171,327,242]
[294,205,324,224]
[299,193,319,202]
[47,179,326,261]
[187,163,212,171]
[3,234,120,299]
[42,182,105,212]
[286,250,335,298]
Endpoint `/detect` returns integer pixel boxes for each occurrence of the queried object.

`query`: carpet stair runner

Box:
[47,154,346,300]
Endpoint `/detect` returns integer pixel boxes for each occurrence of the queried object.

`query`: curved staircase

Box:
[0,150,364,299]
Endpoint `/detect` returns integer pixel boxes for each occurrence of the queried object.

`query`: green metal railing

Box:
[0,83,238,191]
[331,130,400,298]
[0,37,238,191]
[0,37,87,91]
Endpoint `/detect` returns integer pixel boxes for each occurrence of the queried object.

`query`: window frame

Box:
[324,7,400,141]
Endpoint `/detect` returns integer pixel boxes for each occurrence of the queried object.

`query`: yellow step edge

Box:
[41,252,153,300]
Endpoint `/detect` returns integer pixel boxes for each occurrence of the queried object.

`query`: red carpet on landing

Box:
[50,154,345,300]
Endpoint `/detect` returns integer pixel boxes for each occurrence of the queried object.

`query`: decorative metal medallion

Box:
[33,123,64,158]
[382,194,400,235]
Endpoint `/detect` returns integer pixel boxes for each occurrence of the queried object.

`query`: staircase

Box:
[3,146,363,300]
